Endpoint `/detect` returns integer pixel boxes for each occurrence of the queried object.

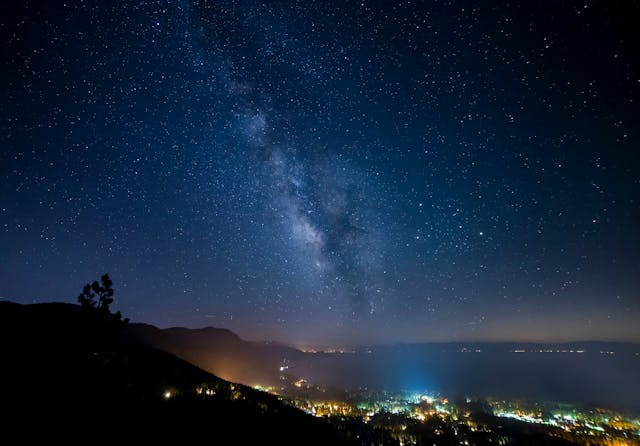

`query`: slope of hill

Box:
[125,321,303,386]
[0,301,391,445]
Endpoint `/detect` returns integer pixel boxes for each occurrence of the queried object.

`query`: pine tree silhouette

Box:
[77,274,128,323]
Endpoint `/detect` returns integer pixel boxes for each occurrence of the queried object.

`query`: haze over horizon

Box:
[2,1,639,345]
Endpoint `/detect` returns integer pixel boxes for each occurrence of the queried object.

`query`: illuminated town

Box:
[246,374,640,446]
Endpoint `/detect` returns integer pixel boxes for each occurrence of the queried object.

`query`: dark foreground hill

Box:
[0,301,393,445]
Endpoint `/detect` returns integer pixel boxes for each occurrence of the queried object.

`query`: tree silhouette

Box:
[77,273,128,323]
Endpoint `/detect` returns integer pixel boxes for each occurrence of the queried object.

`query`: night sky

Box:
[1,0,639,345]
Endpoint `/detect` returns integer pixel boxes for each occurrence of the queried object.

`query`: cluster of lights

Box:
[293,379,308,388]
[164,379,640,444]
[511,349,587,354]
[490,401,640,440]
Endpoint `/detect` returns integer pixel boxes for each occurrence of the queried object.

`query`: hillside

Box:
[0,301,391,444]
[125,320,303,386]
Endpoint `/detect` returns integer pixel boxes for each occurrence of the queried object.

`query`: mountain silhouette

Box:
[0,301,391,445]
[125,321,303,387]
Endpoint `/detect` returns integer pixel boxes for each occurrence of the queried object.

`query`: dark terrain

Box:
[0,301,389,444]
[2,300,636,445]
[125,319,302,386]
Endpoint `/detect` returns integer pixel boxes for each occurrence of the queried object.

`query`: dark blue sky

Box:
[1,0,639,345]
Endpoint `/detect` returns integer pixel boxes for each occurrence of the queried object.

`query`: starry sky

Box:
[1,0,639,345]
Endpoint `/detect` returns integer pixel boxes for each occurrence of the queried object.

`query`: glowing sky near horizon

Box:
[1,0,639,344]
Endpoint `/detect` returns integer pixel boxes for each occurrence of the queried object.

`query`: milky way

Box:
[1,0,639,344]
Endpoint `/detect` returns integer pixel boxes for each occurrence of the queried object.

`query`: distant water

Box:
[293,345,640,412]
